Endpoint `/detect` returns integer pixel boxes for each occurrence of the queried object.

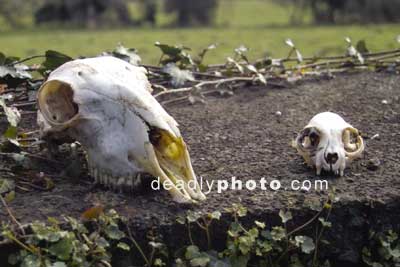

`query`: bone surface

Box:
[37,56,206,203]
[294,112,364,176]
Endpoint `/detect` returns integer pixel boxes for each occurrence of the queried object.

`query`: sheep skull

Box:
[37,56,205,203]
[294,112,364,176]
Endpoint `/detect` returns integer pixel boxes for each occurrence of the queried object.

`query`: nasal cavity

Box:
[325,153,339,165]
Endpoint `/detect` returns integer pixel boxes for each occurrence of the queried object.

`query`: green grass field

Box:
[0,0,399,65]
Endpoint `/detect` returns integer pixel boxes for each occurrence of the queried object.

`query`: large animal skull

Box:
[37,56,205,203]
[294,112,364,176]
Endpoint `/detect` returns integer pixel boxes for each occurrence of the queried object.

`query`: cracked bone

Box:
[294,112,364,176]
[37,56,206,203]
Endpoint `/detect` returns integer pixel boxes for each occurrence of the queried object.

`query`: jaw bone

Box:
[37,56,205,203]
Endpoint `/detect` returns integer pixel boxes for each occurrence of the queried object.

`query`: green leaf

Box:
[3,126,18,139]
[0,178,15,194]
[51,262,67,267]
[271,226,286,241]
[155,42,184,57]
[185,245,201,260]
[186,211,202,223]
[48,237,73,261]
[295,236,315,254]
[117,242,130,251]
[4,190,15,202]
[227,57,244,73]
[318,218,332,228]
[0,98,21,127]
[279,210,293,224]
[190,255,210,267]
[112,44,142,66]
[229,255,249,267]
[255,221,265,229]
[356,40,369,54]
[41,50,72,73]
[20,254,41,267]
[95,237,110,248]
[285,39,295,48]
[163,63,194,87]
[210,211,221,220]
[105,224,125,240]
[0,65,32,81]
[176,215,186,224]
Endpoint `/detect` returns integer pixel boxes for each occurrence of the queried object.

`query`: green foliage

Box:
[108,44,142,66]
[363,230,400,267]
[1,210,130,267]
[39,50,73,76]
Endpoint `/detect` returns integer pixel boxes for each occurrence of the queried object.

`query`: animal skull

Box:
[294,112,364,176]
[37,56,205,203]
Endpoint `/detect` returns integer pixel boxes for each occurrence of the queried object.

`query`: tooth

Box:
[100,172,105,184]
[126,175,134,188]
[134,173,141,187]
[93,168,98,183]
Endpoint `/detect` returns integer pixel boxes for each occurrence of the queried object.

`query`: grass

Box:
[1,25,399,65]
[0,0,399,65]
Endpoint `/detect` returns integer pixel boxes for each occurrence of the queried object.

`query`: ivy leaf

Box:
[95,237,110,248]
[155,42,184,57]
[356,40,369,54]
[295,49,303,63]
[48,237,73,260]
[117,242,131,251]
[318,218,332,228]
[271,226,286,241]
[0,65,32,81]
[234,45,249,63]
[20,255,42,267]
[51,262,67,267]
[285,39,295,48]
[176,215,186,224]
[279,210,293,224]
[0,98,21,129]
[105,224,125,240]
[4,190,15,202]
[185,245,201,260]
[190,255,210,267]
[112,44,142,66]
[197,44,217,65]
[41,50,72,74]
[0,178,15,194]
[227,57,244,73]
[229,255,249,267]
[254,221,265,229]
[209,211,221,220]
[163,63,195,87]
[295,236,315,254]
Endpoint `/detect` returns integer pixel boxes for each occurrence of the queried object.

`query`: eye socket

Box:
[39,80,79,124]
[342,127,360,152]
[297,127,320,150]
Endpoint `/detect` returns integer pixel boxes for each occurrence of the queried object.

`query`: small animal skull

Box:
[37,56,205,203]
[294,112,364,176]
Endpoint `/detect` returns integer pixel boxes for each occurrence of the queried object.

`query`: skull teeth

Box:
[89,167,142,192]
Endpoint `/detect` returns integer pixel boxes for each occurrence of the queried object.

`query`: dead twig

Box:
[0,195,25,235]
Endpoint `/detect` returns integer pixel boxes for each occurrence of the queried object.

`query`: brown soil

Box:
[1,71,400,266]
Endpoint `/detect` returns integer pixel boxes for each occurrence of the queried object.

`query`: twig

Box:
[126,223,151,266]
[6,55,46,67]
[154,77,255,98]
[11,101,36,108]
[0,195,25,236]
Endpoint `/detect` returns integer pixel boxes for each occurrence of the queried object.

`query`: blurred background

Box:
[0,0,399,64]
